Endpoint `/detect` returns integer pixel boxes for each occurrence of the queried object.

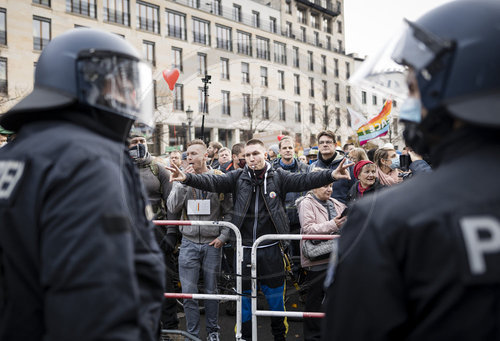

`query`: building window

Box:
[252,11,260,28]
[314,31,319,46]
[337,20,342,33]
[322,80,328,100]
[393,118,399,135]
[174,84,184,111]
[221,58,229,80]
[166,10,186,40]
[286,22,293,38]
[260,66,268,87]
[279,99,286,121]
[318,56,325,75]
[308,51,313,71]
[323,18,331,33]
[241,62,249,83]
[261,97,269,119]
[0,57,7,95]
[242,93,250,117]
[297,7,306,24]
[213,0,221,15]
[256,36,270,60]
[310,13,319,29]
[0,9,6,45]
[335,108,341,127]
[171,47,183,71]
[143,40,155,66]
[278,70,285,90]
[361,91,367,104]
[153,79,157,109]
[309,77,315,97]
[270,17,277,33]
[222,90,230,115]
[33,16,51,51]
[335,83,340,101]
[309,103,315,124]
[301,26,306,42]
[334,58,339,77]
[193,17,210,45]
[372,95,377,106]
[198,87,204,112]
[346,61,351,79]
[294,102,301,122]
[232,4,241,22]
[327,36,331,50]
[294,74,300,95]
[34,0,51,7]
[198,53,207,75]
[293,46,299,68]
[274,41,287,64]
[237,30,251,56]
[136,1,159,33]
[67,1,97,17]
[216,24,232,51]
[104,0,130,26]
[338,39,343,53]
[286,2,291,14]
[346,86,351,104]
[323,105,329,127]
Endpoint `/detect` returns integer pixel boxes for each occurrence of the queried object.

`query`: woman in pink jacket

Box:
[297,176,347,341]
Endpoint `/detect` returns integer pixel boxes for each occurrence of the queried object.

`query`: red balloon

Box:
[277,135,285,141]
[162,69,180,90]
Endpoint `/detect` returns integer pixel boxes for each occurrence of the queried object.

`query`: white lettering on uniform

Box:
[0,161,25,199]
[460,216,500,275]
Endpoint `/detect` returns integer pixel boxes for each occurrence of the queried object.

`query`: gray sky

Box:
[344,0,454,58]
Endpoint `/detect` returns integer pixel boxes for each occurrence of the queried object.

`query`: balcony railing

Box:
[296,0,341,17]
[138,17,160,33]
[33,37,50,51]
[237,43,251,56]
[168,25,186,40]
[104,8,130,26]
[193,32,210,44]
[216,38,232,51]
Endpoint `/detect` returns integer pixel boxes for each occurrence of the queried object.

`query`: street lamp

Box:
[186,105,193,142]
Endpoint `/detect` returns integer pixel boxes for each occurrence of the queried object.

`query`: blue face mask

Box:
[390,156,400,170]
[399,97,422,123]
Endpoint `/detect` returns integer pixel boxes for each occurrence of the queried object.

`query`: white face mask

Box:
[0,142,7,148]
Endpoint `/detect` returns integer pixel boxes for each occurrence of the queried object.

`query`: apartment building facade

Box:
[0,0,404,153]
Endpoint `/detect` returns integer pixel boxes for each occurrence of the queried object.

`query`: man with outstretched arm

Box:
[167,139,352,341]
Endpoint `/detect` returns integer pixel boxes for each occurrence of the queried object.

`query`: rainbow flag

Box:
[357,100,392,146]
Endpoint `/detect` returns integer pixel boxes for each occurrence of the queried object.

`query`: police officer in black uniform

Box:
[322,1,500,340]
[0,28,165,341]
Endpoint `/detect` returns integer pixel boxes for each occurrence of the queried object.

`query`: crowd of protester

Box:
[125,129,431,341]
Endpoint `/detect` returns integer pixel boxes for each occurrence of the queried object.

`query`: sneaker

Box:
[207,332,220,341]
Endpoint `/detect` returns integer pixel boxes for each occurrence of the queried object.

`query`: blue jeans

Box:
[178,238,222,338]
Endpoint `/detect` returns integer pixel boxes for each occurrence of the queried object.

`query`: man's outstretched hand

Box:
[332,158,354,181]
[166,163,187,182]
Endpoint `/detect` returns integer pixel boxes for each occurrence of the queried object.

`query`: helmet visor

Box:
[76,51,154,127]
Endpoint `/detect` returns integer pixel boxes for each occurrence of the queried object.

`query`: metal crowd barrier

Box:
[250,234,339,341]
[153,220,243,341]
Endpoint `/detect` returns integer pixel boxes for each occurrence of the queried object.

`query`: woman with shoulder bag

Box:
[296,170,347,341]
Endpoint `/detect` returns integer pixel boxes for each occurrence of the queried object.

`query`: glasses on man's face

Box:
[318,140,334,145]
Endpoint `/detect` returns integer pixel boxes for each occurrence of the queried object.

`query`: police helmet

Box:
[0,28,153,131]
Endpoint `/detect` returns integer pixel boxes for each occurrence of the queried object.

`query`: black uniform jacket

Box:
[0,121,165,341]
[322,136,500,341]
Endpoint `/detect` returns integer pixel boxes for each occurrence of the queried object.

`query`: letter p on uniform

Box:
[460,216,500,275]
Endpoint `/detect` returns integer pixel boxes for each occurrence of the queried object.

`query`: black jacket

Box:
[308,152,355,204]
[0,120,165,341]
[184,164,335,245]
[322,132,500,341]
